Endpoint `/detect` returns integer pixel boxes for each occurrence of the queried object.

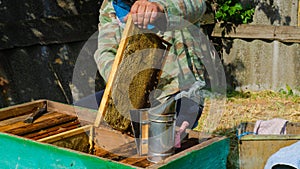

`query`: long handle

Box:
[24,104,47,123]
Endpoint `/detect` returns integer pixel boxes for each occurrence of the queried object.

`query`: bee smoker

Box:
[130,98,176,163]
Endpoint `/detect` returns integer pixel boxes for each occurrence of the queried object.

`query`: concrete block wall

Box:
[251,0,299,26]
[223,39,300,92]
[222,0,300,93]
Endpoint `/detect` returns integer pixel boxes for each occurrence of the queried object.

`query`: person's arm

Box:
[94,0,122,82]
[127,0,206,30]
[153,0,206,30]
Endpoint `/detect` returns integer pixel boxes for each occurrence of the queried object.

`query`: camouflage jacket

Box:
[94,0,208,102]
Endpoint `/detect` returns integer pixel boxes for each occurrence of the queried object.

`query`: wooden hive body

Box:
[238,122,300,169]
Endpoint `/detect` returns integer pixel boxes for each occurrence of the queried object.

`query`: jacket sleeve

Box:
[94,0,122,82]
[150,0,206,30]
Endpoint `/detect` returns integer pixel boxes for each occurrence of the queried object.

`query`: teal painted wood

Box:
[0,133,135,169]
[159,138,230,169]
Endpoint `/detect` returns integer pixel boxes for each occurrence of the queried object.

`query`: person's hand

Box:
[124,0,165,29]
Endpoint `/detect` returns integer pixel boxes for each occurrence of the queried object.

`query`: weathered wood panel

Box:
[238,122,300,135]
[24,120,80,140]
[0,14,98,50]
[298,0,300,26]
[0,112,77,135]
[0,100,86,141]
[238,122,300,169]
[212,24,300,43]
[0,100,45,121]
[239,139,299,169]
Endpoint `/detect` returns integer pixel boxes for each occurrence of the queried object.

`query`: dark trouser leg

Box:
[74,91,203,129]
[175,97,203,129]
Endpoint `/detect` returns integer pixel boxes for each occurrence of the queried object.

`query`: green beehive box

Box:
[0,100,230,168]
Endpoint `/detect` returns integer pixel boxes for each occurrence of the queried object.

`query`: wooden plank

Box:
[47,100,76,115]
[131,158,152,168]
[212,24,300,43]
[149,137,229,169]
[23,120,80,140]
[94,141,152,168]
[158,136,226,163]
[47,100,98,125]
[238,122,300,136]
[0,114,31,127]
[0,112,77,135]
[95,141,137,162]
[212,24,274,39]
[93,126,135,151]
[275,26,300,42]
[119,156,147,166]
[94,15,135,127]
[299,0,300,27]
[239,139,298,169]
[105,141,138,160]
[241,134,300,140]
[0,111,62,132]
[287,123,300,134]
[0,100,45,121]
[38,125,92,143]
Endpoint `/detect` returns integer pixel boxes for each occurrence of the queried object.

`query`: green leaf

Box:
[214,0,255,24]
[221,4,230,11]
[233,3,243,10]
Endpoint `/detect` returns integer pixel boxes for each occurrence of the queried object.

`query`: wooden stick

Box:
[298,0,300,27]
[31,125,79,140]
[24,121,80,139]
[38,125,93,143]
[88,125,94,154]
[94,15,135,127]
